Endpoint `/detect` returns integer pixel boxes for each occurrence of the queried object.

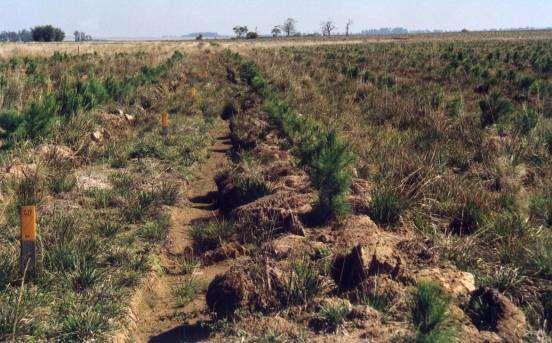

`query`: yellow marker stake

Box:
[161,113,169,138]
[20,205,37,277]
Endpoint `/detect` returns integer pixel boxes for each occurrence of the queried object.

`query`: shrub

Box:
[0,109,24,138]
[479,92,512,128]
[245,31,259,39]
[412,281,456,342]
[251,75,268,96]
[516,74,535,91]
[80,77,108,110]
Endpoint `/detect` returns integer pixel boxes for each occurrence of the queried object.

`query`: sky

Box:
[1,0,551,38]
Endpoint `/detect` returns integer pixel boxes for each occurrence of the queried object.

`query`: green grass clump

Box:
[445,97,462,117]
[318,302,351,332]
[190,220,234,252]
[369,186,404,226]
[412,281,456,343]
[138,215,170,242]
[155,180,180,206]
[85,187,115,209]
[287,260,323,305]
[479,92,512,128]
[174,278,199,307]
[450,200,485,235]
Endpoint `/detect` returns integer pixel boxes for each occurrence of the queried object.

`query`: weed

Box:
[179,256,201,275]
[16,173,40,206]
[47,170,76,194]
[73,258,100,291]
[94,220,121,238]
[110,171,134,193]
[0,249,15,290]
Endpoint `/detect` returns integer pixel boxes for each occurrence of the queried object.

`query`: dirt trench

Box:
[114,123,232,342]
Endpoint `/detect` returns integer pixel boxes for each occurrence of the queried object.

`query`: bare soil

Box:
[116,123,232,342]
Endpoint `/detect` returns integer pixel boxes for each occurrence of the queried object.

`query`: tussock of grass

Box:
[191,219,235,252]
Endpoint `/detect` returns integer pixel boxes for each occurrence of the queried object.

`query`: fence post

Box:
[20,205,37,278]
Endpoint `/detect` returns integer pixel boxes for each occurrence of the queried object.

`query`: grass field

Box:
[0,31,551,341]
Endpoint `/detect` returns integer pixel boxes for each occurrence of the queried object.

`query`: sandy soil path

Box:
[119,124,232,342]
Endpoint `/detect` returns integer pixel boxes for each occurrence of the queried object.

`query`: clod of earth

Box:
[206,270,248,318]
[331,244,404,291]
[467,286,527,341]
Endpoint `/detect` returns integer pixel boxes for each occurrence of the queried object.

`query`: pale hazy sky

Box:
[1,0,551,38]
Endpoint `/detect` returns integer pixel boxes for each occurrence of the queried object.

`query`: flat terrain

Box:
[0,30,550,341]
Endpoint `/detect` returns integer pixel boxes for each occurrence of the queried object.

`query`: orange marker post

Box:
[20,205,37,277]
[161,112,170,139]
[190,87,197,99]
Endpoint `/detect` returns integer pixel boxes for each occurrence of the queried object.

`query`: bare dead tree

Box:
[282,18,297,37]
[321,19,337,37]
[345,19,353,36]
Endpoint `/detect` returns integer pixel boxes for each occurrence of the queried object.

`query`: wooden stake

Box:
[161,112,169,138]
[20,205,36,277]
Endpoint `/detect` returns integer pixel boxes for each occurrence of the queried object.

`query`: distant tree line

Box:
[361,27,408,35]
[232,26,259,39]
[0,25,68,42]
[0,29,33,42]
[233,18,349,38]
[73,31,93,42]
